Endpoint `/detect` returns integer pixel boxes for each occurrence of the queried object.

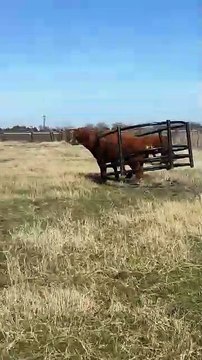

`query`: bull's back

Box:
[98,134,146,163]
[141,134,168,148]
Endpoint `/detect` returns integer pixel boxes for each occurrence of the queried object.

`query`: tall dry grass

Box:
[0,141,202,359]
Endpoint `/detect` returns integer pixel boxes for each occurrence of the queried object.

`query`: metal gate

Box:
[100,120,194,179]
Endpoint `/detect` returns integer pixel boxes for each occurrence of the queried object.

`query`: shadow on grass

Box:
[0,172,200,251]
[0,158,15,163]
[84,172,104,184]
[83,172,201,201]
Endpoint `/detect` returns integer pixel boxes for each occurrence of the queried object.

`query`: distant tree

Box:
[93,122,110,137]
[30,126,38,132]
[190,122,202,130]
[4,125,32,132]
[38,125,51,132]
[85,123,95,129]
[95,122,109,131]
[111,122,128,130]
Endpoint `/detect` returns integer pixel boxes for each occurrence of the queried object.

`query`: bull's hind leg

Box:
[112,165,120,181]
[128,159,144,184]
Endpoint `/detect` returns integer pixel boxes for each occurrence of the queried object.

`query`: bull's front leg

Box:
[128,158,144,184]
[97,161,107,183]
[100,164,107,183]
[135,161,144,182]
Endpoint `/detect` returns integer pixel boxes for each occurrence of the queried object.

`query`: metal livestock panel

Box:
[99,120,194,180]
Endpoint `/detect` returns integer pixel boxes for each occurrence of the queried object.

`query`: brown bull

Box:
[72,127,167,183]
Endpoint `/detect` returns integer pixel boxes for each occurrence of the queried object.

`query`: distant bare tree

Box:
[111,122,127,130]
[95,122,109,131]
[85,123,95,129]
[190,122,202,130]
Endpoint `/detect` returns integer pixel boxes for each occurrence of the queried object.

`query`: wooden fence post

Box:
[50,131,54,141]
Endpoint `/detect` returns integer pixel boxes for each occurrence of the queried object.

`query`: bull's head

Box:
[71,127,99,151]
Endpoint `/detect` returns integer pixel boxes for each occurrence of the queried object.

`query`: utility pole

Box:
[43,115,46,129]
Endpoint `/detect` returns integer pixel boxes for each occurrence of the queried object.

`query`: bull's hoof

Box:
[125,170,133,179]
[119,175,126,182]
[133,181,141,186]
[129,176,143,186]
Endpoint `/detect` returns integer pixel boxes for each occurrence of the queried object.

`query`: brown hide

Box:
[74,127,168,155]
[73,127,145,160]
[73,127,169,181]
[73,127,154,181]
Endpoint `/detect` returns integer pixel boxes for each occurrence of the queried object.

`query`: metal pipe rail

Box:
[103,119,194,180]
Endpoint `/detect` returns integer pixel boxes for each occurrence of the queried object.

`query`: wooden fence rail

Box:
[0,131,64,142]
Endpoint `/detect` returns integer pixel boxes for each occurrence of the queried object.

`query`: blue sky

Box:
[0,0,200,127]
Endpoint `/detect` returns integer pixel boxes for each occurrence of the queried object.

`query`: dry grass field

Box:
[0,141,202,359]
